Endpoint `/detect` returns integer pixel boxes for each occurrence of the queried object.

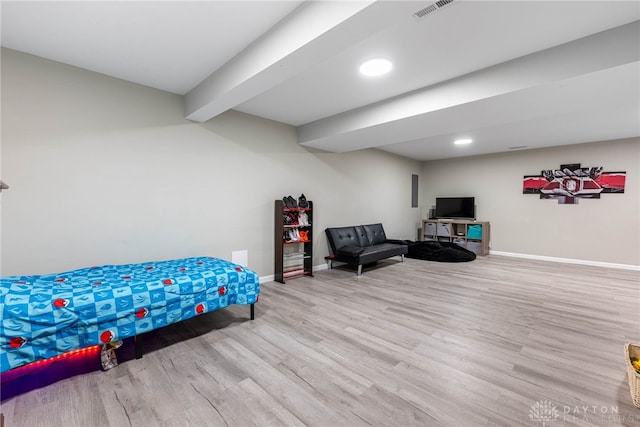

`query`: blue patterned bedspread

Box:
[0,256,259,373]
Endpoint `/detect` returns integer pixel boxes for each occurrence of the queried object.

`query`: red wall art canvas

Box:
[523,163,626,205]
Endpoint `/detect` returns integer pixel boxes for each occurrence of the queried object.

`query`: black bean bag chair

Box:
[387,240,476,262]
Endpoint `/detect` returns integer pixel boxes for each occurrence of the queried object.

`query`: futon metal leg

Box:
[401,254,405,262]
[250,303,255,320]
[357,264,363,276]
[135,335,143,359]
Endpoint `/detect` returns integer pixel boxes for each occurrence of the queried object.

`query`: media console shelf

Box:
[421,219,490,256]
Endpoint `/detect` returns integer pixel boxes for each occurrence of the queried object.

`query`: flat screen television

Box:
[435,197,475,219]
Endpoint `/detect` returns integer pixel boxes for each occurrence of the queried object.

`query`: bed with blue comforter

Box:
[0,256,260,373]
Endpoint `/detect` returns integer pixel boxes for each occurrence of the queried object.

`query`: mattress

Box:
[0,256,260,373]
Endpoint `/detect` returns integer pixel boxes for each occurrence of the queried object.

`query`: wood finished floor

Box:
[1,255,639,427]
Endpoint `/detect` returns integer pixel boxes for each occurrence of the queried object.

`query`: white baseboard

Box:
[259,274,275,283]
[262,254,640,282]
[489,250,640,271]
[313,262,329,273]
[260,262,329,283]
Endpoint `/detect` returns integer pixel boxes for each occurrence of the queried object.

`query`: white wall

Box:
[421,138,640,267]
[0,48,422,277]
[5,48,635,274]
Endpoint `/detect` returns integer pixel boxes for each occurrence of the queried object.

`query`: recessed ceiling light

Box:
[359,58,392,77]
[454,139,473,145]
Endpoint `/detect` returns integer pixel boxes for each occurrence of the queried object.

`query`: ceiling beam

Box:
[184,1,419,123]
[297,21,640,152]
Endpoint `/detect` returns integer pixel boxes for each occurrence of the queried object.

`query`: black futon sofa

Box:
[325,223,408,276]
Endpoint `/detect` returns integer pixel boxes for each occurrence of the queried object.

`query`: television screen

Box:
[435,197,475,219]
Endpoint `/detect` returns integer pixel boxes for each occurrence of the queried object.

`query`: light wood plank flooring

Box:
[1,255,639,427]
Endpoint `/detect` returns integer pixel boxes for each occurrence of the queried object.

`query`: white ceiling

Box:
[2,1,639,161]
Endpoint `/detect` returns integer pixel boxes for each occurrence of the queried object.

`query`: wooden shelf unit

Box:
[274,199,313,283]
[421,219,490,256]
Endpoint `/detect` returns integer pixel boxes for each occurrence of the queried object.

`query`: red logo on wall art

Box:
[523,163,625,204]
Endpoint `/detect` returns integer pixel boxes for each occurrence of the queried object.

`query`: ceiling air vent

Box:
[413,4,437,18]
[413,0,455,19]
[435,0,454,8]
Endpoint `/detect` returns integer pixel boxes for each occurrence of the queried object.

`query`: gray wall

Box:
[421,139,640,267]
[0,48,422,277]
[2,48,638,276]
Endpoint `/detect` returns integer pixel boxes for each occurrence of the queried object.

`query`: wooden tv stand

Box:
[421,219,490,256]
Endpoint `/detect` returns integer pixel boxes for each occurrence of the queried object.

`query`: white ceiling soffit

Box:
[298,21,640,159]
[185,1,417,122]
[236,1,639,128]
[371,63,640,161]
[2,1,638,161]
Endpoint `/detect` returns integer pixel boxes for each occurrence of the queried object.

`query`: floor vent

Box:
[413,0,455,19]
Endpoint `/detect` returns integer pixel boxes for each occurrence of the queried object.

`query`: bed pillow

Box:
[337,245,365,257]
